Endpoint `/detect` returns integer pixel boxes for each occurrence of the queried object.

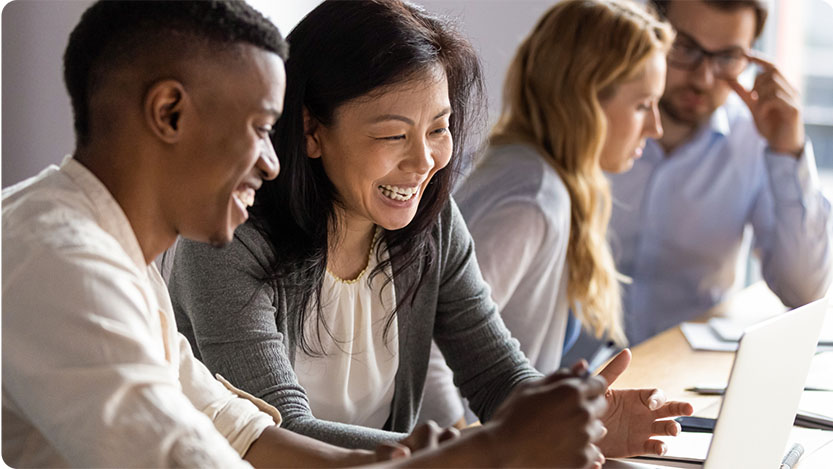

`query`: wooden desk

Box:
[609,282,833,468]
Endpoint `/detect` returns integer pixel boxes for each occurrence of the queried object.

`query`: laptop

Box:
[609,298,828,469]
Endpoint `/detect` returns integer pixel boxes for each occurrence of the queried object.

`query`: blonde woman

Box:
[422,0,676,427]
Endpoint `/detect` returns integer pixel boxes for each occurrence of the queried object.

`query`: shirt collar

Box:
[60,155,148,272]
[707,105,730,137]
[645,104,731,161]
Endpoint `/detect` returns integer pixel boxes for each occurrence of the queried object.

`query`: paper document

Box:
[786,426,833,457]
[606,459,699,468]
[680,322,737,352]
[805,352,833,392]
[653,432,712,462]
[682,321,833,353]
[707,316,765,341]
[632,426,832,466]
[709,314,833,345]
[798,391,833,430]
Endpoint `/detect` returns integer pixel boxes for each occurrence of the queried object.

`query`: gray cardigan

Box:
[168,200,541,449]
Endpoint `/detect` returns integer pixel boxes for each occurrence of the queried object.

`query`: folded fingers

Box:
[650,419,681,437]
[652,400,694,419]
[643,438,668,456]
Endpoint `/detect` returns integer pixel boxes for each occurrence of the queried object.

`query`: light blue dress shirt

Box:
[608,97,833,344]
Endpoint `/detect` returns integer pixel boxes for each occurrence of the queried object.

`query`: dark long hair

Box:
[252,0,485,355]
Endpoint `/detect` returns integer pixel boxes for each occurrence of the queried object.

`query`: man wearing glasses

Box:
[605,0,832,344]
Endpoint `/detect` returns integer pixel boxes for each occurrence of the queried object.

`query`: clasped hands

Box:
[483,348,693,468]
[376,349,693,468]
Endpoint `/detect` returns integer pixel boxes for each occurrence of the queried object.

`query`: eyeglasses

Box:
[667,31,749,79]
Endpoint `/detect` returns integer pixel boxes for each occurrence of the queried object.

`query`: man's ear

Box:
[144,80,188,144]
[303,107,322,159]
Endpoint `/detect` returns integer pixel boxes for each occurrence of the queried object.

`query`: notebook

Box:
[708,313,833,345]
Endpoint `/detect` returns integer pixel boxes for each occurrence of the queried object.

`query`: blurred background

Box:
[3,0,832,188]
[2,0,832,201]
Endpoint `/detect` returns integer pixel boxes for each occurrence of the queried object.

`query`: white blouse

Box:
[294,233,399,428]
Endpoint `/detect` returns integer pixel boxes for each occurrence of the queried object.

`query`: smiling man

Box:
[2,1,622,468]
[0,1,393,467]
[604,0,833,344]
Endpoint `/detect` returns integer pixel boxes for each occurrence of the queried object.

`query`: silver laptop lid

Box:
[703,298,828,469]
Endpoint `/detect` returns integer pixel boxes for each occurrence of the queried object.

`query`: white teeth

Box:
[378,184,419,201]
[233,189,255,207]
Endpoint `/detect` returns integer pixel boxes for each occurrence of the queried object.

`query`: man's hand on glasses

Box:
[727,52,805,158]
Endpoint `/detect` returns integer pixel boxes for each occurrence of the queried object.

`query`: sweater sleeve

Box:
[417,341,465,427]
[432,200,543,423]
[167,225,408,450]
[751,142,833,306]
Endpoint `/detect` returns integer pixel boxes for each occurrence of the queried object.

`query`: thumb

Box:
[375,442,411,461]
[439,426,460,443]
[640,388,667,411]
[597,349,631,386]
[727,78,756,110]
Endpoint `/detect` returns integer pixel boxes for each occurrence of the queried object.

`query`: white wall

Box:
[243,0,556,127]
[0,0,323,188]
[249,0,553,123]
[0,0,552,187]
[246,0,323,39]
[2,0,92,188]
[419,1,554,126]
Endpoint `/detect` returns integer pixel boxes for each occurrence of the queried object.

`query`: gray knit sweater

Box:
[168,200,541,449]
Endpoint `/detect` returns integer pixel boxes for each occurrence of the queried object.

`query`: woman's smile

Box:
[309,67,452,232]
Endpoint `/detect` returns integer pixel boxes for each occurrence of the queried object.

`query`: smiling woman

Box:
[168,0,515,450]
[166,0,692,461]
[306,65,453,253]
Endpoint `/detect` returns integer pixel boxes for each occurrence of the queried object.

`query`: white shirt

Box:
[2,157,279,468]
[419,143,572,425]
[294,235,399,429]
[455,143,571,372]
[608,96,832,343]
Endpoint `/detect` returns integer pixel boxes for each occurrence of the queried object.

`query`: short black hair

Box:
[64,0,289,147]
[650,0,768,39]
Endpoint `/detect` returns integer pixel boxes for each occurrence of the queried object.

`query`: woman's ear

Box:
[303,107,322,159]
[144,79,188,144]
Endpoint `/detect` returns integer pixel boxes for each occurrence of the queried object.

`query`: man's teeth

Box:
[379,184,419,201]
[233,189,255,207]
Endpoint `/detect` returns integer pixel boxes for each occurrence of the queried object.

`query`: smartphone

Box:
[675,416,716,433]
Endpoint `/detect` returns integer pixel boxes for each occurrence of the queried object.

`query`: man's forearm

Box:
[245,424,498,469]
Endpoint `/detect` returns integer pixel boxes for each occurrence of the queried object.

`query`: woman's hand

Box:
[595,349,694,458]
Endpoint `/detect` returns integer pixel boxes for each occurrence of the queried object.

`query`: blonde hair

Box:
[491,0,673,345]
